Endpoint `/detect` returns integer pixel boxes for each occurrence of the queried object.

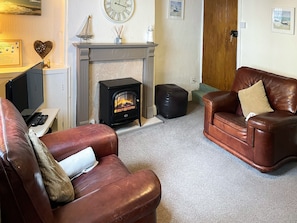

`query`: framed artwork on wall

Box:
[272,7,295,35]
[168,0,184,20]
[0,40,22,67]
[0,0,41,15]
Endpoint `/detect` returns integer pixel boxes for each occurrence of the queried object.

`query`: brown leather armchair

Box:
[0,98,161,222]
[203,67,297,172]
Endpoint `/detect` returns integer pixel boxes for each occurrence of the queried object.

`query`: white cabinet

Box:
[42,67,70,131]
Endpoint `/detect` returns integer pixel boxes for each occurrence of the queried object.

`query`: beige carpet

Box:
[118,102,297,223]
[114,116,163,135]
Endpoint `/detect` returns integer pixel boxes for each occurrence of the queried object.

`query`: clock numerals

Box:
[105,6,112,14]
[124,8,131,15]
[105,1,111,7]
[114,12,121,21]
[119,12,127,21]
[110,11,116,19]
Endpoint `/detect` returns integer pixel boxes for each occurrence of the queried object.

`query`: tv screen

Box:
[6,62,44,124]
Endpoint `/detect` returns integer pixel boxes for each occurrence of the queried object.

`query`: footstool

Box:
[155,84,188,118]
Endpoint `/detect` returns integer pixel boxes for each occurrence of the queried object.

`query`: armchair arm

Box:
[248,111,297,132]
[247,111,297,167]
[203,91,239,131]
[203,91,239,113]
[40,124,118,161]
[53,170,161,223]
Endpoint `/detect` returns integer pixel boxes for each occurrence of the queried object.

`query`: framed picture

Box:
[168,0,184,20]
[272,7,295,35]
[0,0,41,16]
[0,40,22,67]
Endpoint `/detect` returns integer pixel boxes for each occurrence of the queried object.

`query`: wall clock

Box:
[103,0,135,23]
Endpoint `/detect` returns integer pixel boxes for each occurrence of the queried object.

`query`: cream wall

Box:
[155,0,203,100]
[66,0,155,69]
[66,0,155,44]
[0,0,65,66]
[239,0,297,79]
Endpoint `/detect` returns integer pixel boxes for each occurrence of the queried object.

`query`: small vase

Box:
[115,37,122,44]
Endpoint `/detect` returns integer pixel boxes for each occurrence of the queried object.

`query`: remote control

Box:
[31,116,42,127]
[38,115,48,125]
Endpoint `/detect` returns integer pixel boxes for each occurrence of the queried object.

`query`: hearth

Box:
[99,78,141,127]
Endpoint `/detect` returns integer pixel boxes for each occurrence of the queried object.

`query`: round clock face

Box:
[103,0,135,23]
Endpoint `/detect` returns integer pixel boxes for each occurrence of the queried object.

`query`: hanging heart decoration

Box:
[34,40,53,59]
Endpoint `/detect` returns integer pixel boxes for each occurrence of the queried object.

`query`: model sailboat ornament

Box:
[76,15,94,41]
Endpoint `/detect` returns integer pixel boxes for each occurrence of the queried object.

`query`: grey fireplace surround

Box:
[74,43,158,126]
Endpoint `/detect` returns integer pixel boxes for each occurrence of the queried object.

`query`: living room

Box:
[1,0,297,222]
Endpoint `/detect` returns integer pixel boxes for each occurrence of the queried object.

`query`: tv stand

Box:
[30,108,59,137]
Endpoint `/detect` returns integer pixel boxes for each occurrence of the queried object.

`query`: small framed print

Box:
[168,0,184,20]
[272,7,295,35]
[0,40,22,67]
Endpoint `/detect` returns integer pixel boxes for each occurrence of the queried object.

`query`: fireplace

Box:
[99,78,141,127]
[73,43,157,126]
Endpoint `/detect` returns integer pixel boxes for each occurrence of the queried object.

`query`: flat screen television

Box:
[5,62,44,125]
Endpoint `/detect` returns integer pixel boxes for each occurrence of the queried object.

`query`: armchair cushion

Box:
[29,129,75,203]
[238,80,273,117]
[58,147,98,180]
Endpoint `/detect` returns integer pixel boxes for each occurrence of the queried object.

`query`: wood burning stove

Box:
[99,78,141,127]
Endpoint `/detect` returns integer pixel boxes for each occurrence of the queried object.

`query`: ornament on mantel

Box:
[34,40,53,68]
[76,15,94,42]
[147,25,154,43]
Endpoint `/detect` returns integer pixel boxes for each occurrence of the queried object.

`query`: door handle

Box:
[230,30,238,37]
[230,30,238,42]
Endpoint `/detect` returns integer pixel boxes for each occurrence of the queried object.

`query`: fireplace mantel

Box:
[73,43,158,126]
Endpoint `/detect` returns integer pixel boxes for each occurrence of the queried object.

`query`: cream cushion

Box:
[59,147,98,180]
[238,80,274,117]
[28,129,74,203]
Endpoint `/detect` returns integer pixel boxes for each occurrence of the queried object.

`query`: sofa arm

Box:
[248,111,297,168]
[203,91,239,129]
[248,111,297,132]
[203,91,239,113]
[53,170,161,223]
[40,124,118,161]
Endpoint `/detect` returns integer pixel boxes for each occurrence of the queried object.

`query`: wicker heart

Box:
[34,40,53,59]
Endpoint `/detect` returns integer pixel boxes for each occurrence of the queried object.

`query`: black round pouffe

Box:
[155,84,188,119]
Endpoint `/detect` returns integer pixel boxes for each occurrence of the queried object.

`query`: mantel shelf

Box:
[73,43,158,49]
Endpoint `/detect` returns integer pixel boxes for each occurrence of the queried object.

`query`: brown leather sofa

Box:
[0,98,161,222]
[203,67,297,172]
